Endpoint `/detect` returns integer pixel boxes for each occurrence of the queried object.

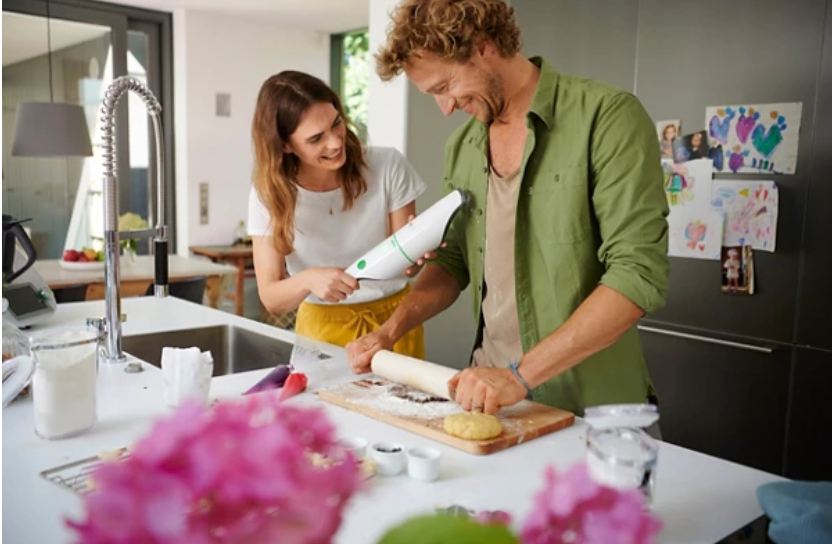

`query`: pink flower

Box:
[475,510,513,526]
[67,395,362,544]
[520,464,662,544]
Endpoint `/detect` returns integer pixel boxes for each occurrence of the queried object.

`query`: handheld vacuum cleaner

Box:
[345,189,467,280]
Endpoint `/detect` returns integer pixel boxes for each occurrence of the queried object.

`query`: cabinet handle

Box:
[637,325,774,353]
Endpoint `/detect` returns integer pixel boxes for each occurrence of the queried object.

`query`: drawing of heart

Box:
[709,107,735,145]
[685,221,707,245]
[698,244,706,251]
[736,107,759,143]
[727,147,750,173]
[752,115,787,158]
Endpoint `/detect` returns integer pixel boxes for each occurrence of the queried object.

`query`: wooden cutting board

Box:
[317,378,575,455]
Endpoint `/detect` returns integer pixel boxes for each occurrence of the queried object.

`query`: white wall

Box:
[367,0,408,153]
[173,9,330,254]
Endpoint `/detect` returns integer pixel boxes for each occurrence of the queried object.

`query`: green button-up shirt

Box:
[434,57,670,416]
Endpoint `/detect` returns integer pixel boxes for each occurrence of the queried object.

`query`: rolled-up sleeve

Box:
[590,93,670,314]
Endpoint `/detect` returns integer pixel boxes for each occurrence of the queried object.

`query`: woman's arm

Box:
[389,201,416,233]
[252,236,358,314]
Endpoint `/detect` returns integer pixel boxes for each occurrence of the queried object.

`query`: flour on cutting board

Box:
[321,378,536,434]
[328,378,465,419]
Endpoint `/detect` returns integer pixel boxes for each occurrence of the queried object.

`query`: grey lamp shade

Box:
[12,102,93,157]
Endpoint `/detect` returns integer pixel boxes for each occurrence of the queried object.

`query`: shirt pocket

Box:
[527,166,592,244]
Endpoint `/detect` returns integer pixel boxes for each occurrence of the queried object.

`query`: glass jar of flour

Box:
[584,404,660,509]
[30,325,101,440]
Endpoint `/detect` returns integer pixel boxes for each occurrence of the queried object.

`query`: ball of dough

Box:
[443,412,503,440]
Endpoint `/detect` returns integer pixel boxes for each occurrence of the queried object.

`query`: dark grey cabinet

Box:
[640,327,791,475]
[796,4,832,351]
[786,348,832,480]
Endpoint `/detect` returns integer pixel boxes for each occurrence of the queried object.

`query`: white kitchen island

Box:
[2,297,783,543]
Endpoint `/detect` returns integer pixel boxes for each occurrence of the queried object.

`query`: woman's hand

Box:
[301,268,359,302]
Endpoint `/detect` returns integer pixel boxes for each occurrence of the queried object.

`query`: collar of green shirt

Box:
[469,56,559,147]
[528,56,558,129]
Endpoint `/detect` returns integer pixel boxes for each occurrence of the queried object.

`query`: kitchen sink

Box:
[122,325,329,376]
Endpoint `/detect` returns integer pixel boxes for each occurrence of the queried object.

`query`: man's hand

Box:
[403,215,446,278]
[447,367,528,415]
[346,329,395,374]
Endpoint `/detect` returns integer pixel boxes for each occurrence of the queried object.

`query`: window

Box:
[2,0,173,258]
[331,29,369,142]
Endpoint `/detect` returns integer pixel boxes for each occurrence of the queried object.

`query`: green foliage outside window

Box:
[336,29,369,142]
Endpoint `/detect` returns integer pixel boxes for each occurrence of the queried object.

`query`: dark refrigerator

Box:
[513,0,832,479]
[633,2,832,479]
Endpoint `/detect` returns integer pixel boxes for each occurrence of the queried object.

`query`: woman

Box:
[248,71,426,358]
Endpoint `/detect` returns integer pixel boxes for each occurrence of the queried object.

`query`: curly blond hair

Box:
[376,0,521,81]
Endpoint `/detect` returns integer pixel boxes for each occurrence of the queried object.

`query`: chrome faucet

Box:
[94,76,169,365]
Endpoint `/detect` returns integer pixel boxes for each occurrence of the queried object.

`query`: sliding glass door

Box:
[2,0,173,258]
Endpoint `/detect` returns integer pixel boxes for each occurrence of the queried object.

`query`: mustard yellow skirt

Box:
[294,284,425,360]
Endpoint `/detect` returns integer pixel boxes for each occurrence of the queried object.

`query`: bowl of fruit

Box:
[60,248,105,271]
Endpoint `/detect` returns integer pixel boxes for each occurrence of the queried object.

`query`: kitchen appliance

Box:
[345,189,466,280]
[2,214,56,328]
[3,214,36,283]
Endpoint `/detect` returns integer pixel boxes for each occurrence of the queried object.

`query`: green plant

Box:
[342,30,369,141]
[117,212,148,254]
[378,515,518,544]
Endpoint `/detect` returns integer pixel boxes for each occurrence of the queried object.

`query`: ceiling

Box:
[3,12,110,66]
[109,0,369,33]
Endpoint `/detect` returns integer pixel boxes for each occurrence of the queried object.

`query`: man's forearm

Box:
[519,285,645,389]
[382,264,462,342]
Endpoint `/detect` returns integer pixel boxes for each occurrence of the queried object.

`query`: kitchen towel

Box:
[757,481,832,544]
[161,347,213,406]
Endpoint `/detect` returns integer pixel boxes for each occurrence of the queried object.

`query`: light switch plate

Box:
[200,182,209,224]
[215,93,231,117]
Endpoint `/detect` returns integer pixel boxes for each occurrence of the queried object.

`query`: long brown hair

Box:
[252,71,367,255]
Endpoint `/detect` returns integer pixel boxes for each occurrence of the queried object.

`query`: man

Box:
[347,0,669,417]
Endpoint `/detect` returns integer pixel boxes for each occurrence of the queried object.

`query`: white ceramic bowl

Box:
[406,447,441,482]
[59,260,104,271]
[339,436,368,459]
[369,442,405,476]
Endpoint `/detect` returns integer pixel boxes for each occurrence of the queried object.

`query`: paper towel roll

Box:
[370,350,458,399]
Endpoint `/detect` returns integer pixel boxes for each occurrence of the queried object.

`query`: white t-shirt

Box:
[248,146,426,305]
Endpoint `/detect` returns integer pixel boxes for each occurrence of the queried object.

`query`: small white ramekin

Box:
[370,442,406,476]
[406,446,441,482]
[339,436,368,459]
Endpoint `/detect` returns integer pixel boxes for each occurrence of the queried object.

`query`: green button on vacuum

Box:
[357,259,366,270]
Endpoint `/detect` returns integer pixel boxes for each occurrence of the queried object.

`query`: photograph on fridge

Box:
[672,130,710,162]
[721,245,755,295]
[656,119,682,160]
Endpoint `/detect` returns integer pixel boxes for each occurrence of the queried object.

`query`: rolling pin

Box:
[370,350,459,400]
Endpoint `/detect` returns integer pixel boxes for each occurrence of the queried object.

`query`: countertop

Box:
[34,255,237,288]
[1,297,784,543]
